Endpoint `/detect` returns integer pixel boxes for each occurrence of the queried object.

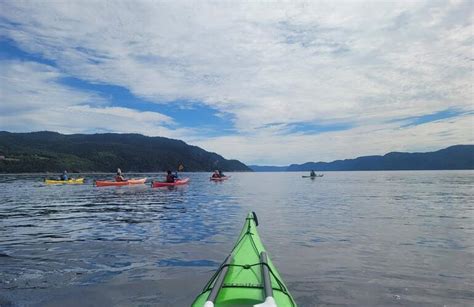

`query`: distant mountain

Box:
[252,145,474,171]
[0,131,251,173]
[248,165,288,172]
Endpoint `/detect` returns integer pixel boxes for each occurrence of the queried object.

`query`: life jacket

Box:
[166,174,175,183]
[115,175,124,182]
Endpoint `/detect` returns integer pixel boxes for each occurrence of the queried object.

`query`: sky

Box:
[0,0,472,165]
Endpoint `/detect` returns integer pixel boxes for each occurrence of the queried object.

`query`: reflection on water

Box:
[0,171,473,306]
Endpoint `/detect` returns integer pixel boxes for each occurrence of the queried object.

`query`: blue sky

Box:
[59,76,237,136]
[1,38,236,137]
[0,1,472,165]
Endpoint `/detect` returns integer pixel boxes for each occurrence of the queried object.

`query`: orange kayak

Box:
[151,178,189,187]
[95,178,147,187]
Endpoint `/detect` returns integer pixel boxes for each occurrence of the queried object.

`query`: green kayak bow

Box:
[192,212,297,307]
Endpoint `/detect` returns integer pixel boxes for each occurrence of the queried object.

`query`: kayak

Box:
[192,212,297,307]
[302,174,323,178]
[45,178,84,184]
[95,178,147,187]
[210,176,230,181]
[151,177,189,187]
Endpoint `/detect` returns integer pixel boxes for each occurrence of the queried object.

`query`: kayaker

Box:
[166,170,176,183]
[60,170,68,181]
[310,170,316,177]
[218,170,225,177]
[115,168,126,182]
[211,170,221,178]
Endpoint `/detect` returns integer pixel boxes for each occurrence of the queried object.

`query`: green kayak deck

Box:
[192,212,297,307]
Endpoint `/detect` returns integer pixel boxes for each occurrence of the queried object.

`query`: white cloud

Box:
[0,0,472,163]
[0,60,187,137]
[192,114,474,165]
[0,60,106,114]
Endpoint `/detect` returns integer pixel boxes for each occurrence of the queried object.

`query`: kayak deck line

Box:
[205,262,290,293]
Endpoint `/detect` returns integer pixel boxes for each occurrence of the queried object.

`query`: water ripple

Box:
[0,171,473,306]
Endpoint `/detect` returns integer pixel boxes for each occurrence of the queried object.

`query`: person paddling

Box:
[166,170,177,183]
[60,170,68,181]
[115,168,126,182]
[310,170,316,177]
[211,170,221,178]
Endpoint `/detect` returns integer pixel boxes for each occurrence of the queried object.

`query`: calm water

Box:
[0,171,473,306]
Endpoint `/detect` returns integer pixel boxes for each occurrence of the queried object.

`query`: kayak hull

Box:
[302,175,323,178]
[192,212,297,307]
[151,177,189,187]
[210,176,230,181]
[95,178,147,187]
[45,178,84,184]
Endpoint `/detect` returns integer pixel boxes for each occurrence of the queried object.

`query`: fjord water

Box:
[0,171,473,306]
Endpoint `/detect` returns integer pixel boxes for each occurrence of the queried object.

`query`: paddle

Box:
[175,163,184,179]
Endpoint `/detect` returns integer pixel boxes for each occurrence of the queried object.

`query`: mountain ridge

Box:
[250,145,474,171]
[0,131,251,173]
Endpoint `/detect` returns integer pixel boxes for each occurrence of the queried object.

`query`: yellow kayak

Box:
[44,178,85,184]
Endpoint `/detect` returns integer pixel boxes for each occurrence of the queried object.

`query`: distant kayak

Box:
[95,178,147,187]
[192,212,297,307]
[45,178,84,184]
[210,176,230,181]
[151,177,189,187]
[302,174,323,178]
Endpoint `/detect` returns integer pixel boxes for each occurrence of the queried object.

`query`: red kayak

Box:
[95,178,147,187]
[151,177,190,188]
[210,176,230,181]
